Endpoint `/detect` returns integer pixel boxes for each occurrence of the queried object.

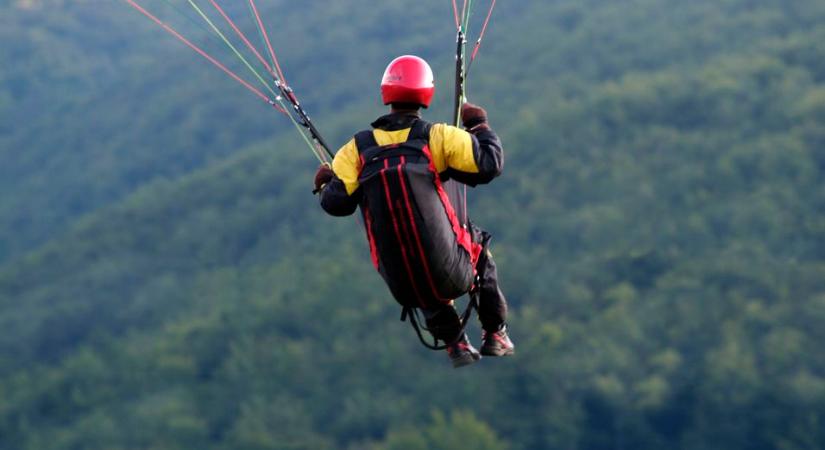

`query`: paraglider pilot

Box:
[314,55,513,368]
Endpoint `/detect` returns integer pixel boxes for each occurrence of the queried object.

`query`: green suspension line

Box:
[454,0,474,127]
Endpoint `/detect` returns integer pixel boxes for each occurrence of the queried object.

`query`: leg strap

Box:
[401,279,480,351]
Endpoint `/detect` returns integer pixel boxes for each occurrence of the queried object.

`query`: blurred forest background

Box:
[1,0,825,449]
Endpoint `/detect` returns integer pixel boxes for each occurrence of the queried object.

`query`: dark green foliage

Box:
[2,0,825,449]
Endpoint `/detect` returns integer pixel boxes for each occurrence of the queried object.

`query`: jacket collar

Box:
[371,111,422,131]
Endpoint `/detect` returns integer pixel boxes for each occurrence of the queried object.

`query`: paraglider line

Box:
[184,0,285,103]
[247,0,287,84]
[467,0,497,74]
[123,0,284,113]
[207,0,276,79]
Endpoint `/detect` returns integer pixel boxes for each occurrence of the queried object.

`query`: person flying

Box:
[314,55,513,368]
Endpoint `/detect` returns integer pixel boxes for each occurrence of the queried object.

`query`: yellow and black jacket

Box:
[321,112,504,215]
[319,112,504,308]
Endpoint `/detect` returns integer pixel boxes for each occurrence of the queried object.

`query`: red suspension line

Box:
[470,0,497,63]
[452,0,460,29]
[208,0,276,78]
[247,0,287,85]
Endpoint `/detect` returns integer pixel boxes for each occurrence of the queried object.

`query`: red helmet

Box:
[380,55,435,108]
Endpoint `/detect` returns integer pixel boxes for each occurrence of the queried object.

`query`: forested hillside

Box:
[0,0,451,262]
[2,0,825,449]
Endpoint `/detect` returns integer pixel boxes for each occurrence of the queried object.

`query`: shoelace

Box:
[483,329,509,346]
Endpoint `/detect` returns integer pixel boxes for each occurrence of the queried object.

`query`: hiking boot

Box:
[481,324,515,356]
[446,334,482,368]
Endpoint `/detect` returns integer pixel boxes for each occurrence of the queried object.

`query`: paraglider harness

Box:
[353,119,482,351]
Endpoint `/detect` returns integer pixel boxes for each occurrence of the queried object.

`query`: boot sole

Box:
[480,347,515,357]
[452,352,482,368]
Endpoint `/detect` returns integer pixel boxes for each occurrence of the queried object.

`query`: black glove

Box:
[461,102,489,131]
[313,164,334,194]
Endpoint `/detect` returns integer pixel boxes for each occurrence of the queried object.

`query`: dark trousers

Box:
[423,225,508,343]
